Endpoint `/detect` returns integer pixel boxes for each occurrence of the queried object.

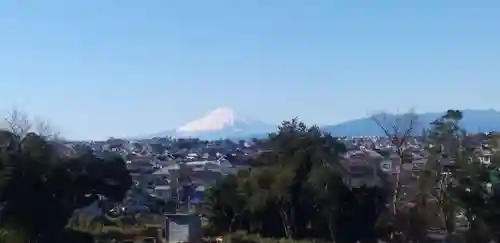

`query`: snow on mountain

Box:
[173,107,275,140]
[177,107,248,133]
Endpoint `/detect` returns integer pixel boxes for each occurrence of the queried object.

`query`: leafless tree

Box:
[33,116,60,140]
[370,109,419,216]
[4,109,32,138]
[3,109,60,140]
[371,109,418,159]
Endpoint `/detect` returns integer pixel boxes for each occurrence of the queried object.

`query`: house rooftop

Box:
[154,185,171,190]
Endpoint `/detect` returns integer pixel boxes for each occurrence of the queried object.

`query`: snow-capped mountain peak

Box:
[177,107,250,133]
[132,107,276,140]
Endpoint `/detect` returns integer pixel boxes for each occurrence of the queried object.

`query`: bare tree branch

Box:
[3,109,60,140]
[4,109,32,138]
[33,116,60,140]
[370,109,419,220]
[370,109,418,159]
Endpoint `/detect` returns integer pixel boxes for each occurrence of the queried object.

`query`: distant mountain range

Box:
[134,108,500,140]
[323,109,500,137]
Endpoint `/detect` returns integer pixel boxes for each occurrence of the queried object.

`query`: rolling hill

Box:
[323,109,500,137]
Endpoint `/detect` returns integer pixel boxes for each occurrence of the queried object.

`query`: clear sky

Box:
[1,0,499,140]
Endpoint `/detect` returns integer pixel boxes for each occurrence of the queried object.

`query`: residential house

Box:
[165,213,202,243]
[342,149,385,188]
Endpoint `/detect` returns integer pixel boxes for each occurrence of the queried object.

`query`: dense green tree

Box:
[306,163,345,241]
[0,130,132,243]
[204,118,387,243]
[417,109,475,243]
[204,174,248,233]
[422,109,500,242]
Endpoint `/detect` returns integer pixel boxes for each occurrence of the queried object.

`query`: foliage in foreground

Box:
[205,112,500,243]
[204,119,389,243]
[0,130,133,243]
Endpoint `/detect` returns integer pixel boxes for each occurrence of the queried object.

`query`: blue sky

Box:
[1,1,499,140]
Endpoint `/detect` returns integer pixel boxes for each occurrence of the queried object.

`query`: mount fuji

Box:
[141,107,276,140]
